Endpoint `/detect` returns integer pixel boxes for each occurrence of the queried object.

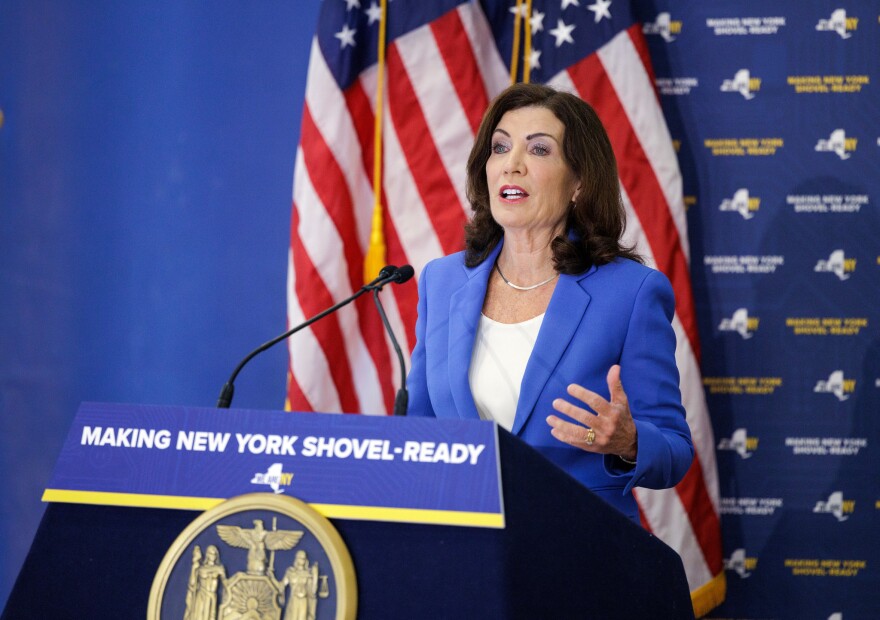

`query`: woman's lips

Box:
[499,185,529,201]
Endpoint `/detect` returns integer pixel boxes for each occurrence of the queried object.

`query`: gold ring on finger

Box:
[584,428,596,446]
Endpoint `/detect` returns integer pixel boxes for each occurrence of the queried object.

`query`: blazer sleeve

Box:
[604,269,694,493]
[406,261,436,418]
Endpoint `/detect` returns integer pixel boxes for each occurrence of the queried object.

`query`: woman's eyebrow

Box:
[526,132,559,143]
[492,128,559,143]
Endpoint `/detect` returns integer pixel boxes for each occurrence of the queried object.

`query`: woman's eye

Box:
[491,142,509,154]
[531,143,550,156]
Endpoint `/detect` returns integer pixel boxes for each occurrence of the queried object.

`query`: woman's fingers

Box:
[546,366,638,458]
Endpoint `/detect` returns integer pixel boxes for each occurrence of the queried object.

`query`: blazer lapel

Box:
[511,268,594,435]
[446,243,502,420]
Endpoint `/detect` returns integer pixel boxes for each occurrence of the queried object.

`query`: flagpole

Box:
[509,0,523,84]
[364,0,389,283]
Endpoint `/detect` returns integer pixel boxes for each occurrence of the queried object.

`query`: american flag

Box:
[286,0,723,613]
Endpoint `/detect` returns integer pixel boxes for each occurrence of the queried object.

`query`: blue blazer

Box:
[406,241,693,520]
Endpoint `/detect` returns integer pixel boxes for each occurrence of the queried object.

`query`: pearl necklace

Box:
[495,263,559,291]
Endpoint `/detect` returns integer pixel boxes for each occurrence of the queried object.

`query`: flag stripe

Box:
[599,27,690,262]
[341,80,418,351]
[617,185,722,580]
[386,44,467,255]
[294,136,385,413]
[292,151,389,413]
[619,184,719,500]
[289,206,361,412]
[430,8,490,135]
[304,39,374,248]
[674,316,720,511]
[299,106,396,413]
[636,485,714,586]
[359,62,444,348]
[286,247,340,413]
[382,216,419,350]
[395,26,473,217]
[677,458,724,573]
[358,69,449,272]
[617,184,652,266]
[285,367,311,413]
[300,47,421,413]
[299,106,360,260]
[627,24,660,104]
[455,3,510,98]
[563,53,700,359]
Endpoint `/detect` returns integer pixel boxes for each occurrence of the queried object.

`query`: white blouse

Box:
[468,312,545,431]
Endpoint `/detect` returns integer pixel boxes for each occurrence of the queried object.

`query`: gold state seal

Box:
[149,493,356,620]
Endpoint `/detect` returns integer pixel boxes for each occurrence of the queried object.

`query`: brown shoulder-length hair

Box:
[464,83,641,271]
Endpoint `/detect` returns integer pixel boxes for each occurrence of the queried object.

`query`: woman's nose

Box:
[503,147,525,175]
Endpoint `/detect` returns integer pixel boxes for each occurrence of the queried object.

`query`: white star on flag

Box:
[529,49,542,69]
[588,0,612,22]
[561,0,580,9]
[530,10,545,32]
[549,18,576,47]
[335,24,357,48]
[344,0,360,10]
[365,1,382,25]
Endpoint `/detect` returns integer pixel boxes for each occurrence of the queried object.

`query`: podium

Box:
[3,403,693,619]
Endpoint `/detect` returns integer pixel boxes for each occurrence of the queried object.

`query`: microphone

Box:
[385,264,414,286]
[364,264,404,290]
[371,264,414,416]
[216,265,406,409]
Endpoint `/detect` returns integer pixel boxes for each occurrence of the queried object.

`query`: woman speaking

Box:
[406,83,693,523]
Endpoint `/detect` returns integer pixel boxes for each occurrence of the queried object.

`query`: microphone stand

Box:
[372,288,408,416]
[216,267,398,409]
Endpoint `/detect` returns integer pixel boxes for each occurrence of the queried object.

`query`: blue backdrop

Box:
[2,1,878,617]
[637,2,878,618]
[1,1,320,608]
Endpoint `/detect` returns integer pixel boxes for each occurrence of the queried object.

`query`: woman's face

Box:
[485,105,580,239]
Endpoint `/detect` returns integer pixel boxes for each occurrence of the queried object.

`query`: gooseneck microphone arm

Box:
[216,265,400,409]
[370,264,415,415]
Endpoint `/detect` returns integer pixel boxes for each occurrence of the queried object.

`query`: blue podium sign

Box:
[43,402,504,528]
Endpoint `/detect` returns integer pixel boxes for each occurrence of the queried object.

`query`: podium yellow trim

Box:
[42,489,223,511]
[42,488,504,528]
[310,503,504,528]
